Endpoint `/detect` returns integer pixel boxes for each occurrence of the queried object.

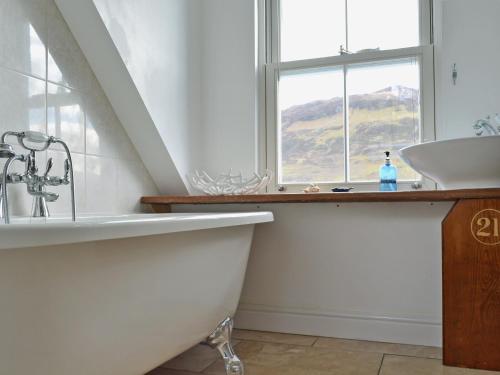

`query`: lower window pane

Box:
[278,68,345,184]
[347,58,421,182]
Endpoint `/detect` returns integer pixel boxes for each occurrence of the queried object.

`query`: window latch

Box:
[339,45,352,55]
[412,182,423,190]
[452,63,458,85]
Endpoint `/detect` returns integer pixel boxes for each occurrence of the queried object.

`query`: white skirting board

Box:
[235,306,442,347]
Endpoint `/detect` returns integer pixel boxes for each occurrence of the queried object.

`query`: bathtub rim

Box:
[0,211,274,250]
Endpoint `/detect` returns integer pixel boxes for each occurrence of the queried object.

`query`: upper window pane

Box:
[279,67,345,184]
[279,0,421,62]
[280,0,346,61]
[348,0,420,52]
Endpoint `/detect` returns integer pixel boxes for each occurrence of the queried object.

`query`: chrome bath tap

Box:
[0,131,76,224]
[11,151,71,217]
[473,115,500,136]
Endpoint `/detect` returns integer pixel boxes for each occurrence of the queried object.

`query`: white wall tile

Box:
[0,0,158,218]
[46,0,95,93]
[0,67,46,135]
[0,0,47,79]
[47,83,85,153]
[84,88,137,160]
[0,68,46,214]
[85,155,117,214]
[116,159,158,213]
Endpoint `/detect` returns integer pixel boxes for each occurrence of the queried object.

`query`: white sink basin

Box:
[400,135,500,190]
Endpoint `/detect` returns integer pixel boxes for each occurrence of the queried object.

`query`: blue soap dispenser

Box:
[379,151,397,192]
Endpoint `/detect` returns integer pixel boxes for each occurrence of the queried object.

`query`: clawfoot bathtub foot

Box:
[206,317,244,375]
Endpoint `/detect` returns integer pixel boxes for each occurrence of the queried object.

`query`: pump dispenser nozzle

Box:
[385,151,391,164]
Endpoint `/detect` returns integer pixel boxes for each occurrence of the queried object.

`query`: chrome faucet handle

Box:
[8,173,23,184]
[43,191,59,202]
[26,151,37,175]
[22,131,51,144]
[29,189,59,201]
[45,176,65,186]
[44,157,54,178]
[26,153,32,172]
[64,159,70,182]
[44,159,71,187]
[1,131,76,223]
[17,131,54,152]
[0,172,23,184]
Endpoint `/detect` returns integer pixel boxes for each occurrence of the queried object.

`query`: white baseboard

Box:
[235,306,442,347]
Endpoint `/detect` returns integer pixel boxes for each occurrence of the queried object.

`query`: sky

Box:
[280,0,420,61]
[279,0,420,110]
[280,59,420,110]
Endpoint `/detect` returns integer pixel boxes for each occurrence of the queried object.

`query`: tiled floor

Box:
[148,330,500,375]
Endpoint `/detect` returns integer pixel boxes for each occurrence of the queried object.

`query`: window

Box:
[263,0,434,191]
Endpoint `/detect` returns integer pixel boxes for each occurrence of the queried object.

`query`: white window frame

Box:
[260,0,435,193]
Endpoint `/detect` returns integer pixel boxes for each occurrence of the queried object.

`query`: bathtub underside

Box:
[0,225,255,375]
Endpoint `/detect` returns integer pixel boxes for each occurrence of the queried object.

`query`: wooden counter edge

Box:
[141,188,500,207]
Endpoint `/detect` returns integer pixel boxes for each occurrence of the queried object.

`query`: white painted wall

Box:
[434,0,500,139]
[174,202,451,346]
[55,0,190,194]
[92,0,203,185]
[196,0,500,172]
[58,0,258,189]
[56,0,499,346]
[176,0,500,347]
[197,0,258,176]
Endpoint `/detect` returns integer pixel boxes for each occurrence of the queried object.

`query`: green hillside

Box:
[280,86,420,184]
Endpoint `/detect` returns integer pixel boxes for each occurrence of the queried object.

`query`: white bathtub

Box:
[0,212,273,375]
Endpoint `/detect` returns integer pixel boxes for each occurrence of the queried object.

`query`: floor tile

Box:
[314,337,442,359]
[203,340,383,375]
[147,368,199,375]
[233,329,318,346]
[161,344,220,372]
[379,355,500,375]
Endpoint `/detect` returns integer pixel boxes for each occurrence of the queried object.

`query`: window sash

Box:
[262,0,435,193]
[268,0,433,64]
[266,47,434,191]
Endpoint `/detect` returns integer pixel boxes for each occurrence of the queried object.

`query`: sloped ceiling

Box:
[54,0,194,195]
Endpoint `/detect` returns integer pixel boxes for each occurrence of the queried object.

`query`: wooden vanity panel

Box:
[443,199,500,371]
[150,204,171,213]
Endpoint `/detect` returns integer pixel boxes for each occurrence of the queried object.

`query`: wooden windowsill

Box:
[142,188,500,210]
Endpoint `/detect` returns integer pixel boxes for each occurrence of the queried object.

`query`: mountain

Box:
[280,86,420,183]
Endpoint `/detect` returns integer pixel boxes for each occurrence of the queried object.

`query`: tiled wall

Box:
[0,0,158,217]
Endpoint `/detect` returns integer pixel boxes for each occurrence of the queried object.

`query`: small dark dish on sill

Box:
[331,187,354,193]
